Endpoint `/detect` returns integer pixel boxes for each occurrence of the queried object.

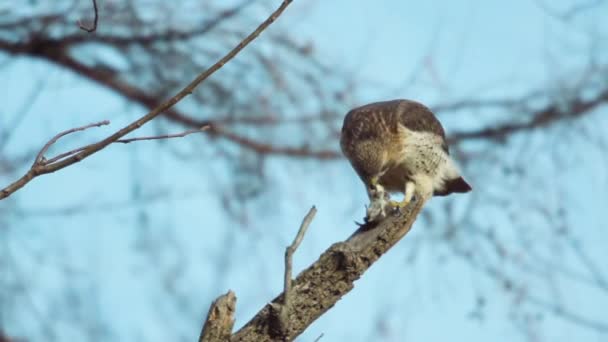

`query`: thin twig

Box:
[43,125,209,165]
[78,0,99,33]
[44,146,89,166]
[0,0,294,200]
[34,120,110,166]
[115,125,209,144]
[284,206,317,307]
[274,206,317,339]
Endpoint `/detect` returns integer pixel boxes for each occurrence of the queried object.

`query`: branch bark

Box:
[229,196,426,341]
[199,291,237,342]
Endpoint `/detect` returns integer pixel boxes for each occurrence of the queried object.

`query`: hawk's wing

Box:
[348,100,449,154]
[341,99,450,153]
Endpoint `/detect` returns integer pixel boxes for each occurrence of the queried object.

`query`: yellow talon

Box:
[369,176,379,187]
[389,199,410,208]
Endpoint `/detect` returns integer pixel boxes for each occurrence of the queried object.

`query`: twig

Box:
[284,206,317,306]
[78,0,99,33]
[34,120,110,166]
[42,125,209,165]
[275,206,317,338]
[313,333,324,342]
[115,125,209,144]
[199,291,237,342]
[43,146,89,166]
[0,0,294,200]
[0,120,108,200]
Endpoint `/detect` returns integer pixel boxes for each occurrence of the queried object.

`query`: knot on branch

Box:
[330,243,361,276]
[267,302,288,340]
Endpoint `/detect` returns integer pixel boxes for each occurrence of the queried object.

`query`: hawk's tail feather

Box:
[447,176,472,193]
[435,176,472,196]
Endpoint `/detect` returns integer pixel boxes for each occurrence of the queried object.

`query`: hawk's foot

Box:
[389,198,410,208]
[389,180,417,210]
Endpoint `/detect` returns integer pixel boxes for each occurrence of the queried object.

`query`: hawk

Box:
[340,99,471,222]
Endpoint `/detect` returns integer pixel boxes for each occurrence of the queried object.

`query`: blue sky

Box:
[2,1,608,341]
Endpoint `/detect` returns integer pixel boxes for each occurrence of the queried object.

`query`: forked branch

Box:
[0,0,294,200]
[0,123,209,199]
[203,197,425,341]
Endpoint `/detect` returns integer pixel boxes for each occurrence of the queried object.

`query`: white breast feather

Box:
[396,125,462,196]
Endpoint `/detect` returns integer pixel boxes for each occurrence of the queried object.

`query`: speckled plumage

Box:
[340,99,471,221]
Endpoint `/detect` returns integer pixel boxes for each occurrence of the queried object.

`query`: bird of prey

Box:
[340,99,471,222]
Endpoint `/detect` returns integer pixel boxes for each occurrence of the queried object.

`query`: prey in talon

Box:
[340,99,472,223]
[365,179,390,221]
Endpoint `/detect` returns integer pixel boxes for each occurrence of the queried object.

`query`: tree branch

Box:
[41,125,209,165]
[0,120,109,200]
[0,0,294,200]
[199,291,237,342]
[271,206,317,338]
[229,197,426,341]
[1,121,209,198]
[34,120,110,165]
[115,125,209,144]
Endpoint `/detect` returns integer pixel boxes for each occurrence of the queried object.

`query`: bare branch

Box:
[230,197,426,341]
[1,122,209,198]
[199,291,237,342]
[43,146,89,166]
[34,120,110,165]
[273,206,317,338]
[0,0,295,200]
[0,0,341,159]
[78,0,99,33]
[41,125,210,165]
[115,125,209,144]
[0,120,109,200]
[284,206,317,304]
